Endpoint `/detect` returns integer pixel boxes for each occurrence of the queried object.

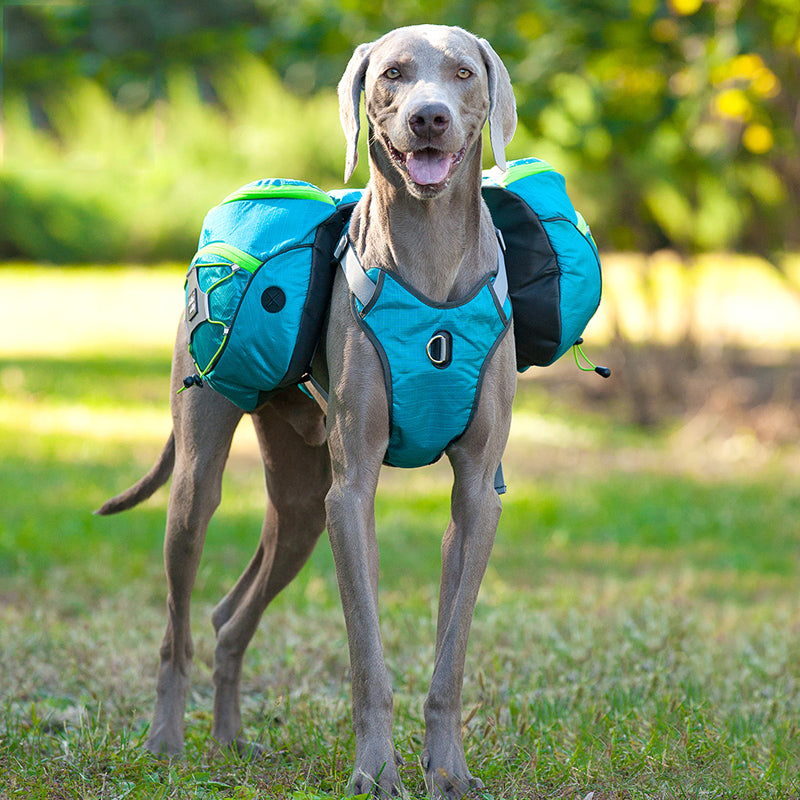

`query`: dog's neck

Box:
[349,137,492,303]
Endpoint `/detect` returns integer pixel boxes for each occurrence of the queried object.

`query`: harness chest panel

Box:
[352,269,512,469]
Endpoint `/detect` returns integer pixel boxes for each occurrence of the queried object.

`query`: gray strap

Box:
[302,373,329,412]
[492,230,509,307]
[336,235,377,308]
[184,266,211,339]
[494,461,507,495]
[492,233,509,496]
[338,231,506,309]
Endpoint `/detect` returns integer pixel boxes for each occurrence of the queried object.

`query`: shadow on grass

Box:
[4,347,800,616]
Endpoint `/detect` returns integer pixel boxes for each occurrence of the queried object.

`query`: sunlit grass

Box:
[2,267,800,798]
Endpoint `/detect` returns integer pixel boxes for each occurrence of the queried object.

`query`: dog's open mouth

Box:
[384,137,467,190]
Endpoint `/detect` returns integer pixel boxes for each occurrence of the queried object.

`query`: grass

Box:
[2,266,800,798]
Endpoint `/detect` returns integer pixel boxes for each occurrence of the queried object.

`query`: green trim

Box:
[196,321,229,376]
[221,184,335,206]
[194,242,262,273]
[500,159,555,186]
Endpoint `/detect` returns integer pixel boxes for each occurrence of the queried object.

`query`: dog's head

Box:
[338,25,517,197]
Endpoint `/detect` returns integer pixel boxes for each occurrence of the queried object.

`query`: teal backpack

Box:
[182,158,605,415]
[183,179,351,411]
[481,158,603,370]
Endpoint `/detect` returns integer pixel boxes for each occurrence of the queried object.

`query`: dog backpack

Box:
[481,157,603,371]
[332,160,605,373]
[183,179,350,412]
[182,159,605,414]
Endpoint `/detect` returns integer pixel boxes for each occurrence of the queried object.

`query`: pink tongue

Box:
[406,150,453,185]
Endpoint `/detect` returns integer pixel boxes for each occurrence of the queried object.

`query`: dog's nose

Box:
[408,103,451,139]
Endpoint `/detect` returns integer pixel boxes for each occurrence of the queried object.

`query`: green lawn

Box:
[2,266,800,799]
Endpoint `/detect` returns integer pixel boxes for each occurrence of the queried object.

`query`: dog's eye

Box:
[383,67,402,80]
[457,68,472,79]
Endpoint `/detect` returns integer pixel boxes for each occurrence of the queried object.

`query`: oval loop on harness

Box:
[426,330,452,369]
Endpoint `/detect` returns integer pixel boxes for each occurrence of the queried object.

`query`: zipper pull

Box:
[573,338,611,378]
[178,374,205,394]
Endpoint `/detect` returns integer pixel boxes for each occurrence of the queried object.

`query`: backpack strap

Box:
[184,265,211,339]
[335,234,377,307]
[492,229,508,307]
[494,461,507,495]
[335,230,509,307]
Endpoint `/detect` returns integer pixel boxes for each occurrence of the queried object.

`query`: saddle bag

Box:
[182,159,603,412]
[481,158,602,370]
[332,161,603,371]
[183,179,350,412]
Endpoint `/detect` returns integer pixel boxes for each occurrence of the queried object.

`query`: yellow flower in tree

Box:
[669,0,703,14]
[742,123,774,154]
[714,88,752,121]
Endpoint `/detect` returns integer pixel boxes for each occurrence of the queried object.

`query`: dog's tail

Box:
[94,432,176,515]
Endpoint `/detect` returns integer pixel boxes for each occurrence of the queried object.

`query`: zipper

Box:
[193,242,262,273]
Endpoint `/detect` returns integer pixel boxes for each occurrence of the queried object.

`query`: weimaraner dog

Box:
[99,24,517,799]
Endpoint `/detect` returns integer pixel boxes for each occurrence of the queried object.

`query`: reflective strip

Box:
[194,242,262,273]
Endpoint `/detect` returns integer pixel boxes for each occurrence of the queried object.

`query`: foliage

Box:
[2,0,799,262]
[1,57,352,263]
[505,0,800,255]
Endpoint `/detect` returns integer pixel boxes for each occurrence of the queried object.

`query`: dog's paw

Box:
[421,748,483,800]
[145,731,184,760]
[228,736,267,761]
[348,772,406,798]
[347,743,406,797]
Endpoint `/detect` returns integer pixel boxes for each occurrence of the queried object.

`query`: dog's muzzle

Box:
[383,135,467,190]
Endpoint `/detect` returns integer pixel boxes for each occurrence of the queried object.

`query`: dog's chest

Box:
[350,268,511,468]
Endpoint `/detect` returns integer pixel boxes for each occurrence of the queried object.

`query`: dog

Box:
[98,24,517,799]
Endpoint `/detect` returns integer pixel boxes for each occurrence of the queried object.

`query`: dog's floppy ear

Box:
[477,37,517,172]
[338,42,373,184]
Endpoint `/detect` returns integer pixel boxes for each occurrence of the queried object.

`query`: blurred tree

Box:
[3,0,799,260]
[505,0,799,259]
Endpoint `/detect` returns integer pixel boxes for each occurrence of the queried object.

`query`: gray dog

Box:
[99,24,517,799]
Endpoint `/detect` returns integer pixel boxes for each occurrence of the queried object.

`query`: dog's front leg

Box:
[327,473,403,797]
[421,467,500,800]
[325,322,404,797]
[422,351,515,800]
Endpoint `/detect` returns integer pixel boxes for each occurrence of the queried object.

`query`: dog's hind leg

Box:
[209,390,331,755]
[147,335,245,757]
